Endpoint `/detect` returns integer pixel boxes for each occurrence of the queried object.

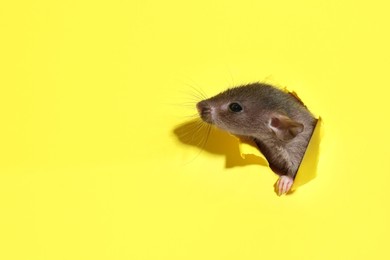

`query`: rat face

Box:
[196,88,273,138]
[196,84,305,141]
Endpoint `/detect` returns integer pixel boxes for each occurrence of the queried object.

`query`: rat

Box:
[196,83,317,195]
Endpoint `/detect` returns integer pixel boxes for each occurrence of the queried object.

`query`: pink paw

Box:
[277,176,294,196]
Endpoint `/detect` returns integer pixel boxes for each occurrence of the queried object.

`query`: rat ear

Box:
[268,114,304,141]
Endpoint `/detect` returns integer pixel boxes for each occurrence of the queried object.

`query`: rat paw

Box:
[277,176,294,196]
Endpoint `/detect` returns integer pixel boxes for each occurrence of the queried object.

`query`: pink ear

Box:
[268,114,304,141]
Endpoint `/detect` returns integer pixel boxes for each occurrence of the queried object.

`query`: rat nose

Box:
[196,101,203,113]
[196,101,213,123]
[196,100,208,114]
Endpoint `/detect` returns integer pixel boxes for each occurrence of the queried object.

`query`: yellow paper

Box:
[1,1,390,260]
[291,117,322,190]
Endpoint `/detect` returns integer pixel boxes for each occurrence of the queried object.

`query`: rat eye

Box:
[229,102,243,112]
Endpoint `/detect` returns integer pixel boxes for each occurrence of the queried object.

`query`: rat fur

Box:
[196,83,317,195]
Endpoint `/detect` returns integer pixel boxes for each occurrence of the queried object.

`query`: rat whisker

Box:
[227,66,236,88]
[177,92,202,103]
[180,87,203,101]
[190,120,207,143]
[195,120,210,141]
[176,119,205,141]
[171,103,198,110]
[185,84,208,100]
[180,101,197,105]
[193,120,211,147]
[197,123,212,153]
[179,121,212,166]
[182,113,200,119]
[177,123,202,139]
[177,86,202,97]
[196,86,209,100]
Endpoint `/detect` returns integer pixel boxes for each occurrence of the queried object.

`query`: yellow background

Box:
[1,1,389,259]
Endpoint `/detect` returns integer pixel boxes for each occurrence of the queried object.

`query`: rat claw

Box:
[278,181,284,196]
[277,176,293,196]
[278,182,284,195]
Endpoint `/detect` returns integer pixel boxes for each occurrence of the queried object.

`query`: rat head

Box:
[196,83,304,141]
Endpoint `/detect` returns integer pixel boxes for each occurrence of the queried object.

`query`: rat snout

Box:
[196,101,213,124]
[196,100,206,114]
